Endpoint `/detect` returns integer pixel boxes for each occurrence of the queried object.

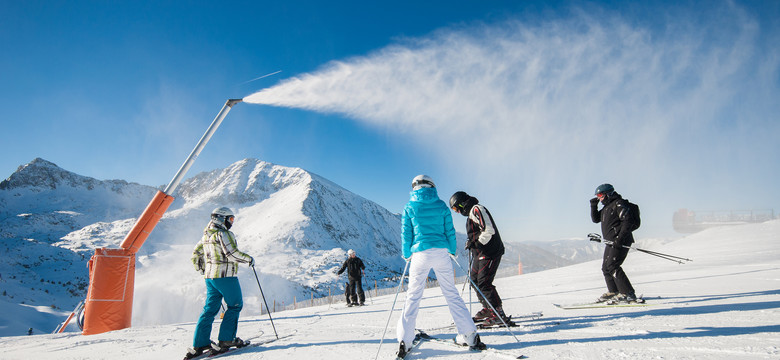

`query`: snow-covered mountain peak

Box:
[175,158,311,209]
[0,157,132,191]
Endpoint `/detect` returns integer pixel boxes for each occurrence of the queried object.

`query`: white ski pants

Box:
[396,248,477,346]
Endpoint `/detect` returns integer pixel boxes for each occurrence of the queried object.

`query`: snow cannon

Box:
[81,99,243,335]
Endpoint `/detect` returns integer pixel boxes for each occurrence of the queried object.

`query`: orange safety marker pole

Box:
[82,99,243,335]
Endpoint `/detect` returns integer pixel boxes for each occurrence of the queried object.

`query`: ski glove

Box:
[249,257,255,267]
[195,258,205,274]
[590,197,600,206]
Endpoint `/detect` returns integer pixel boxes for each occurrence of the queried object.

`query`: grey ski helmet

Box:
[594,184,615,196]
[211,206,235,229]
[411,175,435,190]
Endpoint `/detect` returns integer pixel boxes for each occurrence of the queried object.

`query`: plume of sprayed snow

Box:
[244,5,780,239]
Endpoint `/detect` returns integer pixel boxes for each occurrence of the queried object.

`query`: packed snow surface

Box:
[1,220,778,359]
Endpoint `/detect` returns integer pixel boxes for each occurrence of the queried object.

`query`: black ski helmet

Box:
[449,191,470,211]
[594,184,615,196]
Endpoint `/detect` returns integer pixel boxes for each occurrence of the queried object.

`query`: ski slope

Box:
[1,220,778,359]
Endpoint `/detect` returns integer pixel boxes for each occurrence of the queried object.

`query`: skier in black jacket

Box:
[450,191,508,325]
[590,183,643,303]
[337,249,366,306]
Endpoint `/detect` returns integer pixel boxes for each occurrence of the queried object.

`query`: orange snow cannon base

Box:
[81,190,174,335]
[81,248,136,335]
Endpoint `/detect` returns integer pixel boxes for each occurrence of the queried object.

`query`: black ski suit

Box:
[591,192,636,295]
[337,256,365,305]
[464,200,505,310]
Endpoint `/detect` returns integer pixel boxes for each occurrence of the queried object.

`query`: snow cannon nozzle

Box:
[227,98,243,107]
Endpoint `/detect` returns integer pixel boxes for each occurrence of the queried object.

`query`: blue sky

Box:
[2,1,779,242]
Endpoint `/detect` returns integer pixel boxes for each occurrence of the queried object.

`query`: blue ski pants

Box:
[193,277,243,348]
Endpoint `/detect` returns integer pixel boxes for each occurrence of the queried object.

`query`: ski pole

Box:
[623,245,691,263]
[374,258,410,360]
[468,252,472,315]
[588,233,691,263]
[251,265,279,339]
[632,248,690,264]
[459,253,473,314]
[632,247,692,262]
[365,277,375,305]
[460,253,471,295]
[449,254,521,344]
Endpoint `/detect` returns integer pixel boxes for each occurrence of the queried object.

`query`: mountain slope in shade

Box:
[0,158,159,320]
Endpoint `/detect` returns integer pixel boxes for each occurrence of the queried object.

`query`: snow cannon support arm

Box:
[83,99,242,336]
[122,98,243,253]
[119,190,175,253]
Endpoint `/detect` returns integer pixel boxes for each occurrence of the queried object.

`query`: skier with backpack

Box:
[590,184,644,304]
[185,207,255,359]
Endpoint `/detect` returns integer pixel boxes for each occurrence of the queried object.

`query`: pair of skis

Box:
[476,311,543,329]
[554,296,653,310]
[185,332,295,359]
[396,330,526,359]
[420,311,543,333]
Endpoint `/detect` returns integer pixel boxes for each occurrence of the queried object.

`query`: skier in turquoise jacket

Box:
[395,175,484,358]
[400,180,457,258]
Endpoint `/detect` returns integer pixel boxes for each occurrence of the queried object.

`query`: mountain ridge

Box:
[0,157,614,333]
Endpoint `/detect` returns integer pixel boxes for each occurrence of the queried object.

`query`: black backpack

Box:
[621,199,641,232]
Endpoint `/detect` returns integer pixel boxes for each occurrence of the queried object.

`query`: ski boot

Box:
[597,292,618,302]
[470,333,487,351]
[606,293,644,304]
[480,306,513,327]
[211,337,249,354]
[472,307,491,322]
[455,331,487,350]
[621,293,645,304]
[396,340,409,358]
[183,345,211,359]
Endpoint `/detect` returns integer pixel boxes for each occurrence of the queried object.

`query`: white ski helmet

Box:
[348,249,356,256]
[411,174,435,190]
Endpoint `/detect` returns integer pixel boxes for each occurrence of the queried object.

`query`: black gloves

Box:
[464,240,474,250]
[590,197,600,206]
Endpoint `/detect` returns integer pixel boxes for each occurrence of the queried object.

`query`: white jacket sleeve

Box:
[470,205,496,245]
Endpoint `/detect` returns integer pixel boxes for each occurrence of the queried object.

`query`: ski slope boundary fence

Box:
[258,267,519,314]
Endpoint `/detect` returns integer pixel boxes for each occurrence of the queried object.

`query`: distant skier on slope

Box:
[396,175,485,358]
[449,191,510,326]
[590,184,644,304]
[337,249,366,306]
[185,207,255,359]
